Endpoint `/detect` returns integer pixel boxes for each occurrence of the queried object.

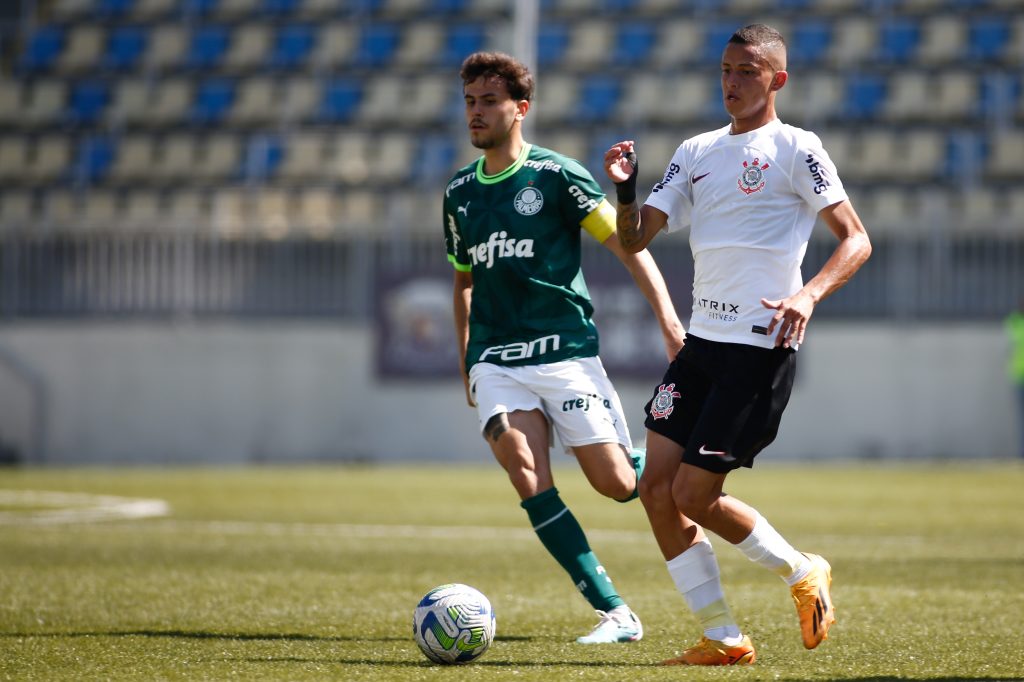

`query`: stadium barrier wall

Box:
[0,320,1015,464]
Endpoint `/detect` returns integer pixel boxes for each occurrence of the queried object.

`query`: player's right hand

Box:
[604,141,636,184]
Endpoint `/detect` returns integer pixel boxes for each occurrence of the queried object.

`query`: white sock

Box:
[666,537,742,644]
[734,512,810,585]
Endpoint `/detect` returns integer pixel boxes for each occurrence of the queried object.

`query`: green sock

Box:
[521,487,624,612]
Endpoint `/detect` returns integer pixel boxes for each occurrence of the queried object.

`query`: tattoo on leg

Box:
[484,414,510,443]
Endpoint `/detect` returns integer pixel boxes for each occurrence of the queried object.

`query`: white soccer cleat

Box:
[575,608,643,644]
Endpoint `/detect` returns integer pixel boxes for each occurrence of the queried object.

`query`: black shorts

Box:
[643,334,797,474]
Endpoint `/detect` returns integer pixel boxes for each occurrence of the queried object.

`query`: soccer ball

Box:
[412,583,495,664]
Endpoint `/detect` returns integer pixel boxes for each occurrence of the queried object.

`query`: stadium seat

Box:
[532,72,578,126]
[106,134,159,185]
[130,0,177,20]
[816,130,852,177]
[651,18,701,68]
[186,24,230,70]
[164,188,209,231]
[320,79,362,123]
[19,26,65,73]
[563,20,614,68]
[309,23,357,69]
[98,0,136,19]
[827,18,875,67]
[241,134,283,182]
[213,0,261,20]
[379,0,430,17]
[337,189,379,233]
[278,77,320,124]
[0,79,24,128]
[221,23,272,72]
[374,133,415,184]
[67,80,110,126]
[26,135,72,185]
[700,22,737,65]
[789,20,832,65]
[900,130,946,182]
[780,73,843,124]
[80,189,120,231]
[353,23,400,67]
[0,190,36,231]
[294,187,338,238]
[877,20,919,63]
[978,72,1019,124]
[841,73,886,121]
[276,132,327,183]
[969,17,1010,62]
[262,0,304,16]
[21,80,68,129]
[268,24,315,68]
[50,0,95,22]
[41,189,81,231]
[611,21,656,66]
[394,22,445,66]
[120,189,164,229]
[191,78,236,125]
[985,128,1024,181]
[916,15,966,65]
[105,78,149,127]
[142,23,188,71]
[194,133,242,182]
[103,26,148,70]
[648,74,716,125]
[153,133,199,183]
[0,138,29,184]
[183,0,221,16]
[55,25,104,74]
[537,23,569,66]
[577,76,620,123]
[227,76,279,126]
[442,24,486,66]
[210,187,248,237]
[70,135,116,184]
[251,188,292,239]
[327,132,372,184]
[146,77,194,128]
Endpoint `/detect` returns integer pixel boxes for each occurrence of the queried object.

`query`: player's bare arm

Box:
[761,199,871,347]
[452,269,475,406]
[602,235,686,360]
[603,141,666,253]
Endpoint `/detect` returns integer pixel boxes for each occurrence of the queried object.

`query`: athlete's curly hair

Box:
[460,51,534,102]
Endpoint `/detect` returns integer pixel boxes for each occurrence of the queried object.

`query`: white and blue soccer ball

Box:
[412,583,495,664]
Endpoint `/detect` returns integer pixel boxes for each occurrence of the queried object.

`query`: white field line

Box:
[0,490,171,525]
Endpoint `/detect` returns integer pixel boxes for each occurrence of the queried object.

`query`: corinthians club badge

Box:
[650,383,682,420]
[737,157,770,195]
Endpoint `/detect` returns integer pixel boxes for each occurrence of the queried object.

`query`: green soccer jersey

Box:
[444,143,618,372]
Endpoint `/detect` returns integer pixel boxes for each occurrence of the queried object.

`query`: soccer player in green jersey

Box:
[444,51,685,644]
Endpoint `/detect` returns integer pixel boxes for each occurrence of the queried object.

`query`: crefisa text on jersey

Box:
[468,230,535,268]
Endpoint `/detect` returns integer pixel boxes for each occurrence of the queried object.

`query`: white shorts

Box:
[468,356,632,453]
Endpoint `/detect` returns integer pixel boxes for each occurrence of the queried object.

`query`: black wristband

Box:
[614,151,638,205]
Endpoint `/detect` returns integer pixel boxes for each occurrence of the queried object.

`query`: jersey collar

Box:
[475,143,532,185]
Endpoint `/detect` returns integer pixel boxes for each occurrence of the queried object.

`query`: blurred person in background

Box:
[443,51,686,644]
[1007,300,1024,458]
[604,24,871,665]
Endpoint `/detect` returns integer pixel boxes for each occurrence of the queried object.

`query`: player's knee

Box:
[637,470,672,511]
[673,486,713,525]
[596,471,634,501]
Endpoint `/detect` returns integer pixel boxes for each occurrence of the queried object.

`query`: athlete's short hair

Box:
[728,24,787,71]
[460,51,534,103]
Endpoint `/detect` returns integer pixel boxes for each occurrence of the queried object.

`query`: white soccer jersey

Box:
[644,118,848,349]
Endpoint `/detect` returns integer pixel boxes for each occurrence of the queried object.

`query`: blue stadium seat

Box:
[268,24,314,68]
[242,134,284,181]
[191,78,236,124]
[790,20,831,65]
[442,24,485,66]
[182,0,220,15]
[612,22,656,65]
[701,22,736,64]
[414,135,455,186]
[538,23,569,66]
[186,25,230,69]
[979,72,1019,122]
[320,79,362,122]
[262,0,301,15]
[969,18,1009,61]
[843,73,887,120]
[577,76,619,122]
[67,80,110,126]
[72,136,116,184]
[878,21,920,63]
[103,26,147,70]
[353,24,400,67]
[97,0,136,17]
[19,26,64,73]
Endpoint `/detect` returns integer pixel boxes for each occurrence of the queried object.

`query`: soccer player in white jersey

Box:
[446,51,685,644]
[603,24,872,665]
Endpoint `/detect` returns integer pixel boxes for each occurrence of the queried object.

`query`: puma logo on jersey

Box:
[457,202,470,216]
[469,230,535,269]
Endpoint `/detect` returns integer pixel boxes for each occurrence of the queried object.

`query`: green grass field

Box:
[1,462,1022,681]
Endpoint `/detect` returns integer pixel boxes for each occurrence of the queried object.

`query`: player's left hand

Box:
[761,290,815,348]
[662,322,686,361]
